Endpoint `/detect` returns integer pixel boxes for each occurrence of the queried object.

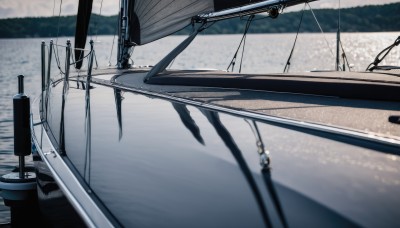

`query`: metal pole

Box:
[88,40,94,79]
[123,0,129,42]
[117,0,124,68]
[18,75,24,94]
[17,74,25,179]
[343,54,346,71]
[15,75,30,179]
[336,0,341,71]
[19,157,25,179]
[44,40,53,122]
[47,40,53,89]
[65,40,71,80]
[41,41,46,92]
[117,0,131,69]
[41,41,46,116]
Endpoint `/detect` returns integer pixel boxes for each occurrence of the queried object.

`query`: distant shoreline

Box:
[1,31,399,41]
[0,3,399,39]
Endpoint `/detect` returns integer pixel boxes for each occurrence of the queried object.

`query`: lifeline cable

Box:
[307,3,335,59]
[95,0,104,41]
[227,15,254,72]
[283,3,306,73]
[108,0,121,66]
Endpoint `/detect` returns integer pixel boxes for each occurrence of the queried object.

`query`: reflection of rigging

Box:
[83,74,91,184]
[245,119,288,228]
[59,41,72,155]
[114,88,124,141]
[201,110,271,228]
[172,103,205,145]
[262,169,288,228]
[83,41,95,185]
[245,120,270,169]
[201,110,288,228]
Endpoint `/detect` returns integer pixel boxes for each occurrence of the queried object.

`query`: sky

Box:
[0,0,399,19]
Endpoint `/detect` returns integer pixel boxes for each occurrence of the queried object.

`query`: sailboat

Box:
[29,0,400,227]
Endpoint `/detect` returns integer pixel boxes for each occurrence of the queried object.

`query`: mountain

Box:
[0,3,399,39]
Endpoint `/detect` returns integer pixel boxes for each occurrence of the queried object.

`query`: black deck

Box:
[147,70,400,102]
[102,69,400,141]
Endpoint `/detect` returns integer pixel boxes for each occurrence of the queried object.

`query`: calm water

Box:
[0,32,399,222]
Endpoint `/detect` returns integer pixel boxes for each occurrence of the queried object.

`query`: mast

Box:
[117,0,132,69]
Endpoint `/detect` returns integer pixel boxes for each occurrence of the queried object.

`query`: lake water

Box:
[0,32,399,223]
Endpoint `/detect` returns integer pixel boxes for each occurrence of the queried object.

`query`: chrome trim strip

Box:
[31,97,114,228]
[93,78,400,148]
[197,0,317,22]
[199,0,281,21]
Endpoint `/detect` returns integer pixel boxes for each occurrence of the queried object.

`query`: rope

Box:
[366,36,400,71]
[227,15,254,72]
[69,51,92,65]
[53,43,93,76]
[53,44,65,75]
[283,4,305,73]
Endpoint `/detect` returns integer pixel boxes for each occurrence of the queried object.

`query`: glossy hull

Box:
[31,70,400,227]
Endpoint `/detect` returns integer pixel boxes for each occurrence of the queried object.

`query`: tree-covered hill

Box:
[0,2,399,39]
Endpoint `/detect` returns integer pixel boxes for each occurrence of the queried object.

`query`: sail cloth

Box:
[74,0,93,69]
[128,0,265,45]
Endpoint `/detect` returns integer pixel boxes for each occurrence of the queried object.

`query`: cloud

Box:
[0,0,399,19]
[0,0,119,18]
[310,0,400,8]
[0,7,15,18]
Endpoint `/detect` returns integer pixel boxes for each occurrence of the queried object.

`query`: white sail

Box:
[128,0,268,45]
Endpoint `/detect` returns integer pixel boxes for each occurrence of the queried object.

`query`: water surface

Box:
[0,32,399,223]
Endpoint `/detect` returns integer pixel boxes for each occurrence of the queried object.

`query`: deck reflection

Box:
[38,79,400,227]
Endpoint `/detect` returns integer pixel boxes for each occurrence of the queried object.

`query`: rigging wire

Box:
[53,43,65,75]
[167,22,198,69]
[283,4,306,73]
[55,0,63,45]
[167,58,176,69]
[52,0,56,16]
[239,18,252,73]
[340,41,352,71]
[93,0,104,41]
[308,0,351,71]
[336,0,341,71]
[284,3,351,72]
[338,0,349,71]
[108,0,121,66]
[227,15,254,73]
[307,3,336,59]
[86,0,103,46]
[92,48,99,69]
[52,0,65,76]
